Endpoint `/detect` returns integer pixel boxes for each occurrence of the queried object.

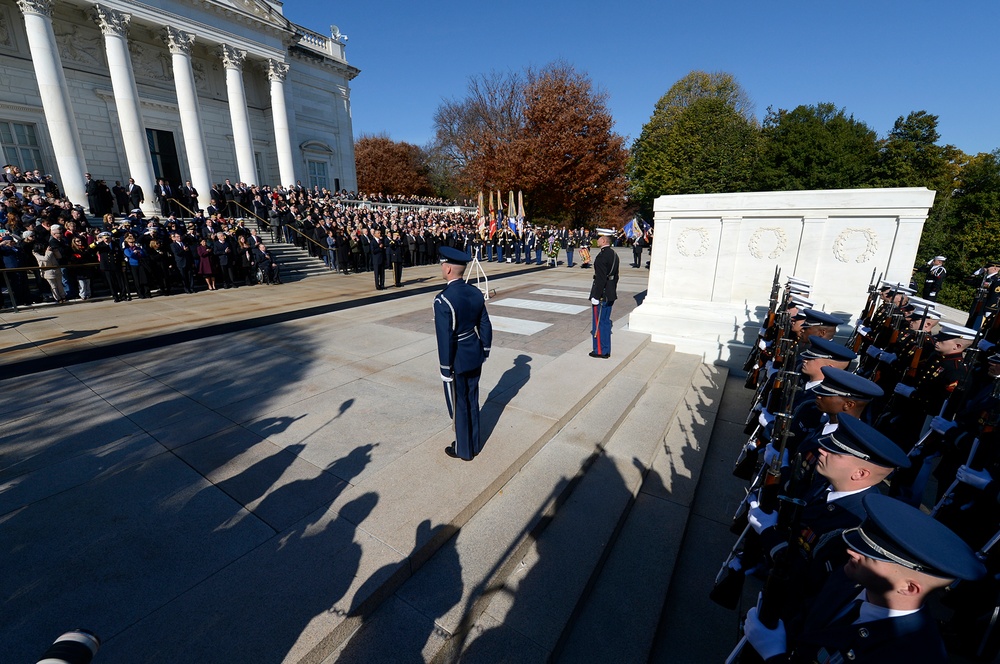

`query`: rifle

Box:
[712,372,801,610]
[966,270,991,329]
[847,269,881,352]
[727,490,808,663]
[744,266,782,375]
[929,437,981,517]
[888,333,986,496]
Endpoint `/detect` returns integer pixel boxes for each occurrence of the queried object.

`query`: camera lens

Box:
[37,629,100,664]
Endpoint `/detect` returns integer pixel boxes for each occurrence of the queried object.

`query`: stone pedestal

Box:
[628,188,937,368]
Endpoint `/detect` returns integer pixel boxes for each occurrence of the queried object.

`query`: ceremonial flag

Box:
[517,190,525,220]
[508,190,515,219]
[623,219,638,240]
[478,191,486,232]
[507,218,518,233]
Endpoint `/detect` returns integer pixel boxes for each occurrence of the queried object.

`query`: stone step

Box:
[554,363,728,663]
[330,344,698,662]
[453,350,706,663]
[99,329,653,663]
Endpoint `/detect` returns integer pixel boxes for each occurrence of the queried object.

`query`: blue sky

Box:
[283,0,1000,156]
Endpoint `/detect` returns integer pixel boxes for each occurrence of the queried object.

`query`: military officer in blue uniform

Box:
[435,247,493,461]
[744,493,986,663]
[589,231,620,358]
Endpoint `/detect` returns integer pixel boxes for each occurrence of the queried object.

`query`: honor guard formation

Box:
[716,268,1000,663]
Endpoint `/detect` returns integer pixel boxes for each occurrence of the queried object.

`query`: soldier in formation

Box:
[723,270,1000,662]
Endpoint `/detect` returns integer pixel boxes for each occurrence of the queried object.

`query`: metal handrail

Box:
[165,197,198,219]
[2,261,100,313]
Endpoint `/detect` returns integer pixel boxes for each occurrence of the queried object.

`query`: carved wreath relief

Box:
[833,228,879,263]
[748,227,788,260]
[676,227,711,258]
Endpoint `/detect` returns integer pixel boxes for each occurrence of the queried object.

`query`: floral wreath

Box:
[544,237,561,259]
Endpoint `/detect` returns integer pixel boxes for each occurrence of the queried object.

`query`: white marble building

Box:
[0,0,359,211]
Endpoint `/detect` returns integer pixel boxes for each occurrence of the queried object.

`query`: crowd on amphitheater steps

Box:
[0,170,637,310]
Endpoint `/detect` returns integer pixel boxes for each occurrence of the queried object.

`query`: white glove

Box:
[758,338,767,350]
[894,383,916,398]
[440,373,453,383]
[744,605,787,660]
[957,465,993,491]
[590,297,599,305]
[979,339,996,353]
[930,416,958,435]
[748,500,778,535]
[865,345,883,359]
[762,443,788,468]
[880,351,897,364]
[758,408,775,427]
[859,325,871,336]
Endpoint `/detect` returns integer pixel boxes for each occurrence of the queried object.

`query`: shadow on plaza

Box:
[480,353,533,450]
[0,334,407,663]
[441,376,715,662]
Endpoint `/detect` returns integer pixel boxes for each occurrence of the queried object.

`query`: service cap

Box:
[818,413,909,468]
[813,366,883,400]
[842,494,986,580]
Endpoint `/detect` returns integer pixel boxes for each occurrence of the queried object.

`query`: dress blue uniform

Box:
[589,238,619,358]
[435,247,493,460]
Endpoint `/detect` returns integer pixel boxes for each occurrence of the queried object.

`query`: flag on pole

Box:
[478,191,485,232]
[508,191,515,219]
[623,219,638,240]
[517,191,525,219]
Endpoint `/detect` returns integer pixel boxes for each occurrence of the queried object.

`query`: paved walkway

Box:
[0,250,651,663]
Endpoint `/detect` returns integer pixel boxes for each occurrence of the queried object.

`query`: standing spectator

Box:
[170,230,195,293]
[388,231,404,288]
[196,237,217,290]
[123,235,151,298]
[94,231,128,301]
[371,227,387,290]
[67,235,95,300]
[84,173,99,215]
[112,181,129,215]
[212,231,235,288]
[127,177,144,210]
[33,240,65,303]
[237,235,257,286]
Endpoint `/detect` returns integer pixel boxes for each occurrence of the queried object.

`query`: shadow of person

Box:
[456,453,632,663]
[480,353,532,446]
[334,520,463,663]
[252,413,307,437]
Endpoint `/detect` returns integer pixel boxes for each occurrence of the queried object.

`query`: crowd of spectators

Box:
[0,169,616,310]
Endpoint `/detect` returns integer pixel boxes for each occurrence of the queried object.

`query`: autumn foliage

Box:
[433,62,628,226]
[354,134,431,196]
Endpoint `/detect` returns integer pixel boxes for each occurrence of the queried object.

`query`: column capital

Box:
[16,0,52,17]
[219,44,246,70]
[267,59,289,83]
[93,4,130,37]
[163,27,195,56]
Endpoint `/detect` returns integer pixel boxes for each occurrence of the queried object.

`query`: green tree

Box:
[755,103,880,191]
[933,151,1000,309]
[875,111,962,190]
[628,71,755,215]
[652,96,759,195]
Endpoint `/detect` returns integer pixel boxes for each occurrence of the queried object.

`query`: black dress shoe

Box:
[444,446,470,461]
[589,351,610,359]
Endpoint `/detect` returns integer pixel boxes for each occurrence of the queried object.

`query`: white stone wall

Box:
[0,0,357,196]
[629,188,937,367]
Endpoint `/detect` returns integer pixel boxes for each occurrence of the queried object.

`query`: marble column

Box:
[164,27,210,212]
[220,45,257,185]
[93,4,156,214]
[16,0,88,205]
[267,59,295,188]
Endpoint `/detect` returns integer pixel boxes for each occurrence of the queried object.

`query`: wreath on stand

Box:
[544,237,562,265]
